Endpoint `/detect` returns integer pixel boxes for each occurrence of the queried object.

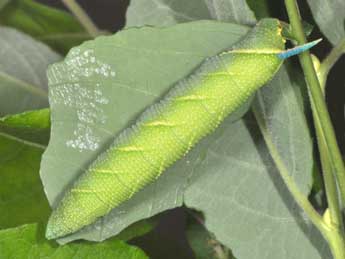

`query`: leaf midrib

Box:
[0,131,46,150]
[0,70,47,99]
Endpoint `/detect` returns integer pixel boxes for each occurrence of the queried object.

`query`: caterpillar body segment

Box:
[46,18,318,239]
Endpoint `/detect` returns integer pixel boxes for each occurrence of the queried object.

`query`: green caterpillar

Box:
[46,18,319,239]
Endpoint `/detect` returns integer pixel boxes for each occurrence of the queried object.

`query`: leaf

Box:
[246,0,270,19]
[0,0,8,10]
[0,0,90,54]
[41,20,331,258]
[0,108,50,145]
[125,0,256,28]
[306,0,345,45]
[0,224,148,259]
[0,26,61,116]
[0,111,50,229]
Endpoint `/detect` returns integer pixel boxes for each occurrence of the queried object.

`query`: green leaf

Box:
[0,0,90,54]
[0,111,50,230]
[0,26,61,116]
[0,108,50,146]
[306,0,345,45]
[0,224,148,259]
[40,20,331,258]
[246,0,270,19]
[125,0,256,28]
[0,108,153,241]
[0,0,9,10]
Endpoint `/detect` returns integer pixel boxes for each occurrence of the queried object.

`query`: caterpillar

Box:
[46,18,320,240]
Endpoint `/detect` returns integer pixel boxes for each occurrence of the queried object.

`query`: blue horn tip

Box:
[278,38,322,60]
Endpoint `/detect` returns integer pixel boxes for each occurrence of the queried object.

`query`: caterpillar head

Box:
[224,18,321,60]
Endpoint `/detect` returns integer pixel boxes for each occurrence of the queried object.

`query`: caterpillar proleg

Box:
[46,18,320,240]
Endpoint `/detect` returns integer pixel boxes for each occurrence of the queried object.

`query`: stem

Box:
[284,0,345,207]
[319,38,345,90]
[284,1,345,257]
[314,39,345,230]
[252,108,328,235]
[313,104,342,229]
[327,231,345,259]
[254,106,345,258]
[61,0,101,38]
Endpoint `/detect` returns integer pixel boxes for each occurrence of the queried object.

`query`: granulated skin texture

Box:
[46,18,286,239]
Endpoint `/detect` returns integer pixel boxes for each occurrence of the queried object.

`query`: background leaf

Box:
[0,26,60,116]
[41,20,330,258]
[125,0,256,28]
[246,0,270,19]
[0,0,90,54]
[0,224,148,259]
[0,108,50,145]
[0,111,49,229]
[306,0,345,45]
[0,0,8,10]
[0,108,154,240]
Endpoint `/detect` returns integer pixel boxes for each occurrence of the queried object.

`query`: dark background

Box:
[36,1,345,258]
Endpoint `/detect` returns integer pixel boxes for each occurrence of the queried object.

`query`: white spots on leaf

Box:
[48,47,116,152]
[66,124,100,151]
[48,48,116,85]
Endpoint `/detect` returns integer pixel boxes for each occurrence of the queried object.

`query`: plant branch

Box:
[313,104,343,229]
[61,0,101,38]
[252,108,327,235]
[319,38,345,90]
[254,103,345,257]
[284,0,345,207]
[284,1,345,257]
[313,40,345,227]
